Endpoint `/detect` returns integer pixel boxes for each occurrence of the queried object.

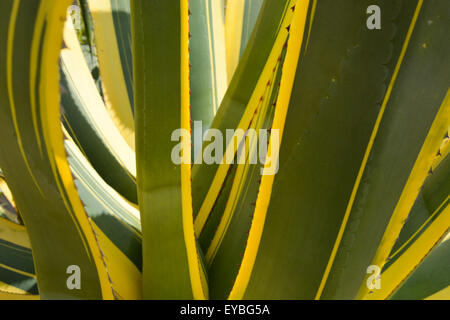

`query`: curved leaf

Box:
[0,0,114,299]
[0,216,38,299]
[61,17,137,203]
[88,0,135,150]
[64,136,142,299]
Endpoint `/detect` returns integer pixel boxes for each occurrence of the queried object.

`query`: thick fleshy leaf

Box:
[88,0,135,150]
[0,0,114,299]
[206,48,285,299]
[189,0,228,154]
[222,0,449,300]
[390,235,450,300]
[64,136,142,299]
[192,0,297,237]
[131,0,208,299]
[386,136,449,269]
[368,133,450,300]
[347,0,449,299]
[61,17,137,203]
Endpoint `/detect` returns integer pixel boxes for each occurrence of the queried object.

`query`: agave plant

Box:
[0,0,448,301]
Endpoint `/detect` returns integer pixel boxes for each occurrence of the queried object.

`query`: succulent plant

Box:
[0,0,448,300]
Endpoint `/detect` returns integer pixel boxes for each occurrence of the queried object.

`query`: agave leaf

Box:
[347,0,449,300]
[0,216,38,299]
[64,135,142,299]
[367,137,450,300]
[189,0,228,154]
[222,0,449,300]
[206,48,285,299]
[131,0,208,299]
[224,0,310,299]
[225,0,264,80]
[425,286,450,300]
[0,0,115,299]
[192,0,297,236]
[432,135,449,170]
[386,135,449,268]
[321,0,448,300]
[61,17,137,203]
[88,0,135,150]
[390,234,450,300]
